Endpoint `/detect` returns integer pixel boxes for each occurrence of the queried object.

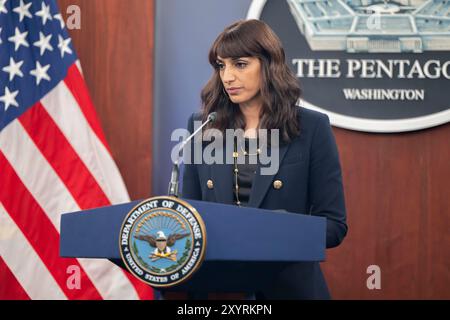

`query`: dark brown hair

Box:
[201,19,301,143]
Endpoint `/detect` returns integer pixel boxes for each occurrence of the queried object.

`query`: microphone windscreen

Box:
[208,112,217,122]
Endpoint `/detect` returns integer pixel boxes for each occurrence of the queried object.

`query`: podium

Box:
[60,198,326,295]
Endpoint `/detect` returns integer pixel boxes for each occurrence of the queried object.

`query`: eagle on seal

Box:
[135,231,189,261]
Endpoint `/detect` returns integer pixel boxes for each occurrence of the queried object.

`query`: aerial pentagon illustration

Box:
[287,0,450,52]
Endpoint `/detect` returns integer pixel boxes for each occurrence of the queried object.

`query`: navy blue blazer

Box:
[181,107,347,299]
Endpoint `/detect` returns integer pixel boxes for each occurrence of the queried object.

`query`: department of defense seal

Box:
[119,196,207,288]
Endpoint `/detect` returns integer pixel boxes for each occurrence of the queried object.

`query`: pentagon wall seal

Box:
[119,196,207,288]
[247,0,450,132]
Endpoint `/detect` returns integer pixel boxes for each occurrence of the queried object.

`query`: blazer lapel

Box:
[247,143,290,208]
[211,144,234,204]
[211,164,233,204]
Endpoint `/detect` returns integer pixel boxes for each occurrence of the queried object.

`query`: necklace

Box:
[233,138,261,207]
[233,139,242,207]
[240,142,261,156]
[238,136,262,156]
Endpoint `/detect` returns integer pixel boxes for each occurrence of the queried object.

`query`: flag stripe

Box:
[0,0,153,300]
[33,88,154,300]
[77,258,141,300]
[0,121,78,231]
[0,203,66,300]
[121,270,155,300]
[64,64,111,153]
[0,121,140,300]
[0,257,31,300]
[18,102,111,209]
[0,153,103,300]
[41,79,129,204]
[75,60,83,76]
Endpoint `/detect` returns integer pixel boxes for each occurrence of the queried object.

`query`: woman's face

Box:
[217,56,262,107]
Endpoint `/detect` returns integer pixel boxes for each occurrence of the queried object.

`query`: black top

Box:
[234,138,259,206]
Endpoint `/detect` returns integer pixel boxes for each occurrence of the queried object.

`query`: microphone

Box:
[168,112,217,197]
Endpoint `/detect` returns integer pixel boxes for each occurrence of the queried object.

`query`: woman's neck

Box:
[239,98,262,138]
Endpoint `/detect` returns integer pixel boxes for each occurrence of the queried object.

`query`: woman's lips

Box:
[226,87,242,95]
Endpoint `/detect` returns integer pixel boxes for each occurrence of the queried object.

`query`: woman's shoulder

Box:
[186,112,203,132]
[187,111,203,123]
[295,106,332,141]
[297,106,330,125]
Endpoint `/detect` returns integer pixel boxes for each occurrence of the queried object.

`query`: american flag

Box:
[0,0,153,299]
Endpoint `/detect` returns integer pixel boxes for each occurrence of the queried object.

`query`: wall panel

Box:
[323,124,450,299]
[57,0,154,200]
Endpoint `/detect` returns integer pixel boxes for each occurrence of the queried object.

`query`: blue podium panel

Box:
[60,200,140,259]
[60,199,326,262]
[189,200,326,262]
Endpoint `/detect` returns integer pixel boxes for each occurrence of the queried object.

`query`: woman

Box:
[182,19,347,299]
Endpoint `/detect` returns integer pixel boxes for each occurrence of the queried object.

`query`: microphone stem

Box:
[168,162,180,197]
[168,113,216,197]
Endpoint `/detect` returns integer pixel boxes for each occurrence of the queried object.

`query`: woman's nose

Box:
[222,66,236,83]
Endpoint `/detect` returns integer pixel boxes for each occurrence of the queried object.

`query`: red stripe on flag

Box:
[0,153,103,300]
[0,257,30,300]
[19,102,111,209]
[64,64,111,154]
[19,103,154,299]
[122,269,154,300]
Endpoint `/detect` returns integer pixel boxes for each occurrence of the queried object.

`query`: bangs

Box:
[209,30,258,65]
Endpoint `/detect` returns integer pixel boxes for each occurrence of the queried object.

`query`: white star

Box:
[2,58,24,81]
[54,13,65,29]
[0,27,2,45]
[30,62,51,85]
[8,27,29,52]
[0,0,7,14]
[13,0,32,22]
[58,35,72,58]
[33,32,53,56]
[35,2,53,25]
[0,87,20,111]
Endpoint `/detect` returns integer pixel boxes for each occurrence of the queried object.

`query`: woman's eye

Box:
[216,63,224,70]
[236,62,247,69]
